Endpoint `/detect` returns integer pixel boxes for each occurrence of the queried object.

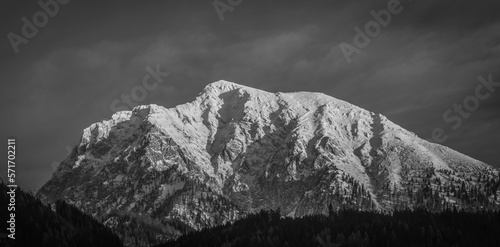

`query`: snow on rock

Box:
[37,80,499,246]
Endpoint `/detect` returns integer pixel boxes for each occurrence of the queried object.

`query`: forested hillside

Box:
[158,207,500,247]
[0,182,122,247]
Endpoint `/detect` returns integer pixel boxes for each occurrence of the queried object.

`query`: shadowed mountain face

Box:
[37,80,500,245]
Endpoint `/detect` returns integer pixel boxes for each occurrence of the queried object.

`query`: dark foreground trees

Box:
[0,182,122,247]
[157,207,500,247]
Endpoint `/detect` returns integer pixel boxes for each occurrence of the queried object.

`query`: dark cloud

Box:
[0,0,499,191]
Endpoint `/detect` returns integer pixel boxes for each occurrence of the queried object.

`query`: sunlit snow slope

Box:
[38,80,499,244]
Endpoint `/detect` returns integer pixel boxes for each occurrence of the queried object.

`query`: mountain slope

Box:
[0,182,122,247]
[37,80,500,245]
[156,208,500,247]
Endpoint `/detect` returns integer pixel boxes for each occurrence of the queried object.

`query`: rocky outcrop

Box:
[37,80,500,246]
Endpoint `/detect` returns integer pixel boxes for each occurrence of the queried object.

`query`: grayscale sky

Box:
[0,0,499,191]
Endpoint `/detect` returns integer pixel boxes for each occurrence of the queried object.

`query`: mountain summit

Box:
[38,80,500,245]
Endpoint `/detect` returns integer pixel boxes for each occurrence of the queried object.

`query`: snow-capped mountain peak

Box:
[38,80,500,245]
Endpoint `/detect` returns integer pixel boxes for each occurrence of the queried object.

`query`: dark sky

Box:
[1,0,499,192]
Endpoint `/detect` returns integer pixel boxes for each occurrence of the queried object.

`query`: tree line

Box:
[0,182,122,247]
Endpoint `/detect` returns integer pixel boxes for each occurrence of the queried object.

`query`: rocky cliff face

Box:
[37,80,500,245]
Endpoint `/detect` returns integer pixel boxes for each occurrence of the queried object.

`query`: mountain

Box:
[37,80,500,246]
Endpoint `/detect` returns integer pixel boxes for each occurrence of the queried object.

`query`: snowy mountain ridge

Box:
[38,80,500,246]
